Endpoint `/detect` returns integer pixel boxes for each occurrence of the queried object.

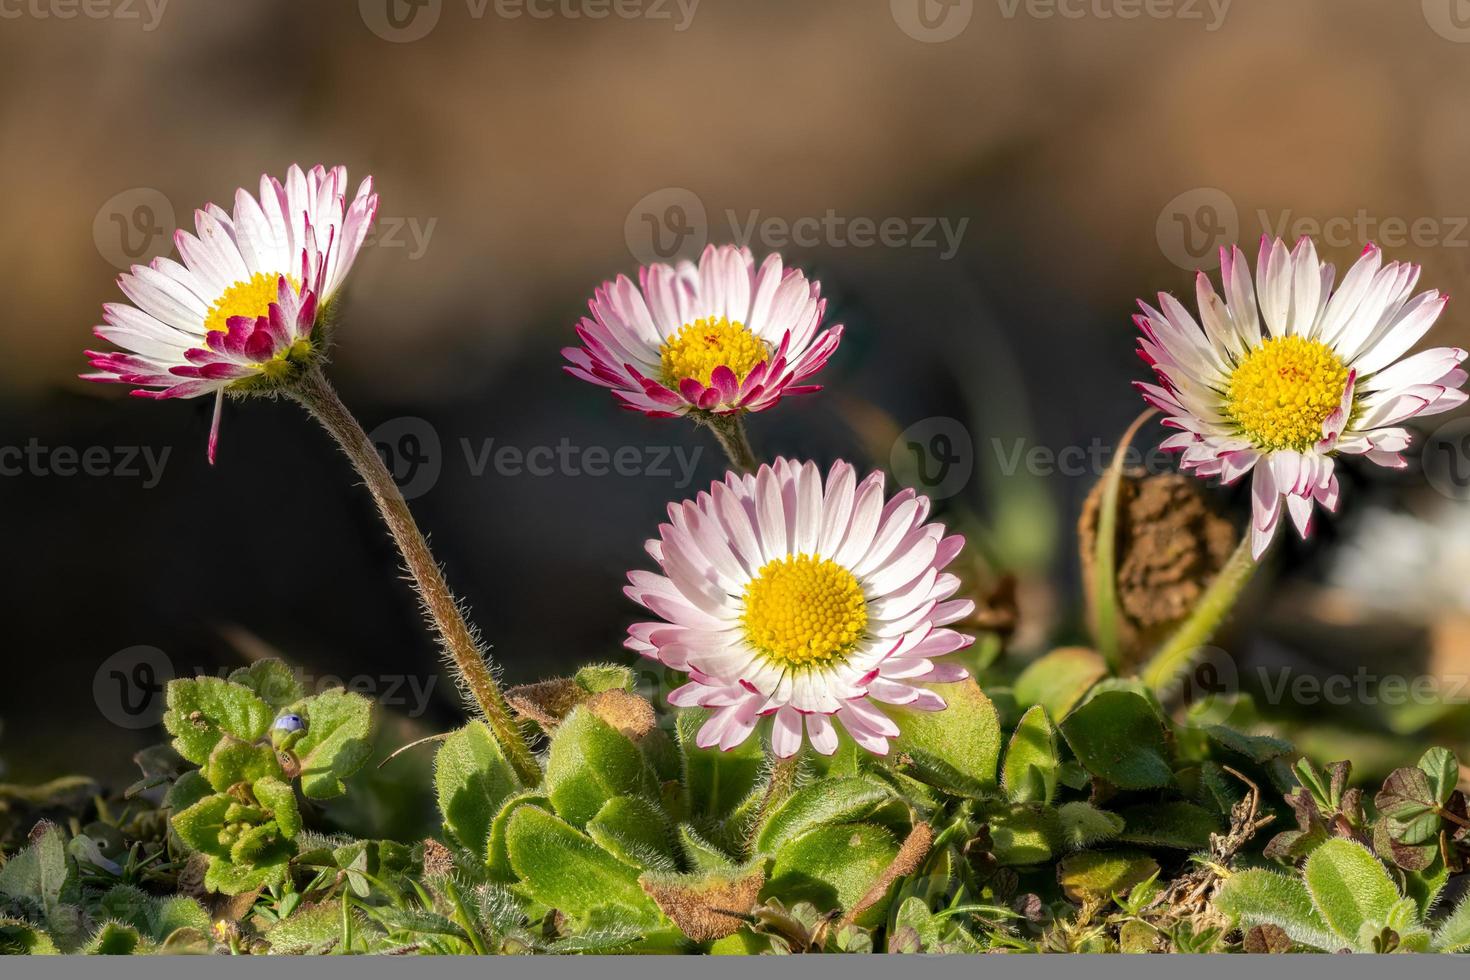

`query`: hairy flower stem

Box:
[757,753,802,827]
[290,366,540,785]
[702,412,760,474]
[1140,534,1260,694]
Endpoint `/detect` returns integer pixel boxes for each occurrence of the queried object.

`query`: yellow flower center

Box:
[204,272,299,334]
[659,317,769,388]
[1225,336,1349,452]
[742,554,868,668]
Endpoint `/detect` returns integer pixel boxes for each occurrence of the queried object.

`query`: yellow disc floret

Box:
[204,272,299,334]
[659,317,769,388]
[742,554,868,668]
[1225,335,1350,452]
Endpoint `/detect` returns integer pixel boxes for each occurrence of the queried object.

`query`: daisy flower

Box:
[1136,236,1467,559]
[563,245,843,418]
[625,457,974,758]
[82,164,379,461]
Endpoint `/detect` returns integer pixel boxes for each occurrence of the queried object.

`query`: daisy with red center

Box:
[1136,236,1466,559]
[626,457,974,758]
[82,164,378,461]
[563,245,843,421]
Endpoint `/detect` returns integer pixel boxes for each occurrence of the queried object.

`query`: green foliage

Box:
[1012,648,1105,720]
[503,805,664,928]
[1001,706,1058,804]
[1059,690,1172,790]
[888,679,1002,797]
[434,721,520,853]
[544,707,652,826]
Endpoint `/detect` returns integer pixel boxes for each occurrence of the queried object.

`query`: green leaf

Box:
[253,775,301,839]
[1433,893,1470,953]
[0,917,59,955]
[1303,839,1401,944]
[150,896,210,939]
[97,885,153,933]
[1059,690,1172,790]
[1002,705,1058,805]
[204,736,282,792]
[575,663,637,694]
[163,769,213,814]
[1013,647,1106,720]
[170,793,233,858]
[1418,747,1459,805]
[228,659,307,710]
[753,774,905,854]
[503,805,662,926]
[1203,725,1293,764]
[1117,802,1220,849]
[764,822,900,915]
[1058,850,1159,903]
[677,824,739,873]
[0,824,82,950]
[545,707,651,826]
[486,791,550,880]
[888,679,1001,797]
[84,921,141,955]
[1056,801,1125,850]
[987,803,1060,866]
[1215,869,1340,952]
[264,900,346,954]
[203,856,287,896]
[676,710,765,822]
[290,689,375,800]
[587,796,677,870]
[1375,766,1440,844]
[434,721,521,853]
[163,677,273,765]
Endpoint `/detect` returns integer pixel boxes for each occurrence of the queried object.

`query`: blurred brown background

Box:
[4,0,1470,787]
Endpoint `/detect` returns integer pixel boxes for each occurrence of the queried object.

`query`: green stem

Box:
[1091,409,1156,672]
[702,412,760,474]
[289,366,540,786]
[1140,533,1259,693]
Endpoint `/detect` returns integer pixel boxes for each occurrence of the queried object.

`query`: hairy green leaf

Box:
[889,679,1001,797]
[1013,647,1106,720]
[504,805,662,926]
[1215,869,1339,952]
[1002,705,1058,805]
[163,677,272,765]
[1303,839,1400,943]
[1059,690,1172,790]
[545,707,651,826]
[290,689,375,800]
[435,720,520,853]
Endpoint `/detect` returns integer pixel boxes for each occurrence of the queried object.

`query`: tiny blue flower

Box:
[273,713,306,733]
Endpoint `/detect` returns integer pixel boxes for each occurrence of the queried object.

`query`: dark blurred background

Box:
[5,0,1470,796]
